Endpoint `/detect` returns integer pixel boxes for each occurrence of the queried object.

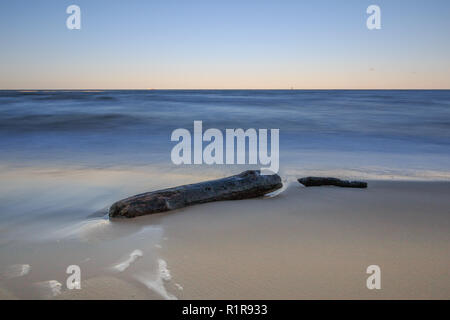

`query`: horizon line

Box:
[1,88,450,91]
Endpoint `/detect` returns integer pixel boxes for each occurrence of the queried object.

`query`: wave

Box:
[0,113,149,131]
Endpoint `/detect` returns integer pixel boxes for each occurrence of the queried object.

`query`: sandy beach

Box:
[1,0,450,307]
[0,166,449,300]
[1,89,449,300]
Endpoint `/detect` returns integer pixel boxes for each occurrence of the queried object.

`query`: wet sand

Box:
[157,181,450,299]
[0,167,449,299]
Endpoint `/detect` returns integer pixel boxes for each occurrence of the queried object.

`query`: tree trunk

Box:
[110,170,282,218]
[298,177,367,188]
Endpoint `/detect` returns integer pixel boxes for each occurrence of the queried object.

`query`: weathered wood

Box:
[298,177,367,188]
[110,170,282,218]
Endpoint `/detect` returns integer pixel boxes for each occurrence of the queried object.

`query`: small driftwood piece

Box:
[298,177,367,188]
[110,170,282,218]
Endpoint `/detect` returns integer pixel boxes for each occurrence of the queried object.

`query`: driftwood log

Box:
[110,170,282,218]
[298,177,367,188]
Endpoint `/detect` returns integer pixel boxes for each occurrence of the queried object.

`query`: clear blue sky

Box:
[0,0,449,89]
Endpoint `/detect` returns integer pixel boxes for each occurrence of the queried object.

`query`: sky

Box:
[0,0,449,89]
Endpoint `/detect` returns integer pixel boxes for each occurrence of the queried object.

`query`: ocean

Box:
[1,90,449,174]
[0,90,449,299]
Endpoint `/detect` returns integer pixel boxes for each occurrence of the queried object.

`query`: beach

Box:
[0,90,449,299]
[0,165,449,299]
[1,0,450,307]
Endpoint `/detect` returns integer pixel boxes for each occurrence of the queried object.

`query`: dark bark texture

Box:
[110,170,282,218]
[298,177,367,188]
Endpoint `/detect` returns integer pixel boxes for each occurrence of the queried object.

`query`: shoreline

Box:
[0,179,449,299]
